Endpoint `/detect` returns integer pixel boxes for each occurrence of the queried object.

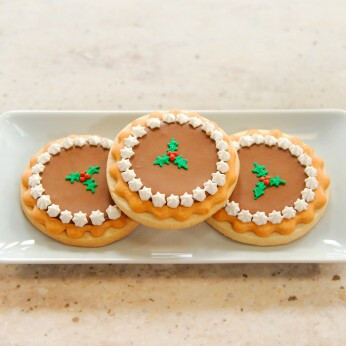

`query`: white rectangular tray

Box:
[0,110,343,263]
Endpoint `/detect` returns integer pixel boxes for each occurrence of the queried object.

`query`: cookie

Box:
[207,129,330,246]
[21,135,138,247]
[107,110,239,229]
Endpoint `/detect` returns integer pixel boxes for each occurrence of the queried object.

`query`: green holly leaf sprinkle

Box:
[174,155,188,170]
[166,138,179,152]
[85,165,100,176]
[269,175,286,187]
[252,162,268,178]
[253,181,267,200]
[153,138,189,170]
[154,154,170,167]
[65,172,80,184]
[83,179,98,194]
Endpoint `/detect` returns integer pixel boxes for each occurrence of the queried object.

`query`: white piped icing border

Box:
[29,136,121,227]
[225,133,319,225]
[117,112,232,208]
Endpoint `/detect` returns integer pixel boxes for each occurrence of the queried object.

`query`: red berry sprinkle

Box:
[259,175,270,186]
[170,155,175,162]
[168,151,178,159]
[85,174,91,179]
[80,172,85,177]
[80,177,85,182]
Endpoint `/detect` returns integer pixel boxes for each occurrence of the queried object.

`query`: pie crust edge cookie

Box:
[21,135,138,247]
[107,110,240,229]
[207,129,330,246]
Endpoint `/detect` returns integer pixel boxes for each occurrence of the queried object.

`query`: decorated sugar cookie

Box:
[21,135,138,247]
[207,129,330,246]
[107,110,239,229]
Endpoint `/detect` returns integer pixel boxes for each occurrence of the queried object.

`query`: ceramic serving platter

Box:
[0,110,344,264]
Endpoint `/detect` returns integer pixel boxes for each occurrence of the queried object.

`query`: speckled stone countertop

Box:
[0,1,346,344]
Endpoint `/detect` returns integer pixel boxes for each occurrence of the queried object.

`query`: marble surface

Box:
[0,0,346,344]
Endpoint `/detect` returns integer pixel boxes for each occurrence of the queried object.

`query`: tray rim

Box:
[2,108,346,118]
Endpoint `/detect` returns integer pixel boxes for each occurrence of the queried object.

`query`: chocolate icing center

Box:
[130,123,218,196]
[41,145,114,215]
[230,144,306,214]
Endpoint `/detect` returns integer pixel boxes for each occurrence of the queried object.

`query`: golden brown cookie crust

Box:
[21,135,138,247]
[208,129,330,246]
[107,110,240,229]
